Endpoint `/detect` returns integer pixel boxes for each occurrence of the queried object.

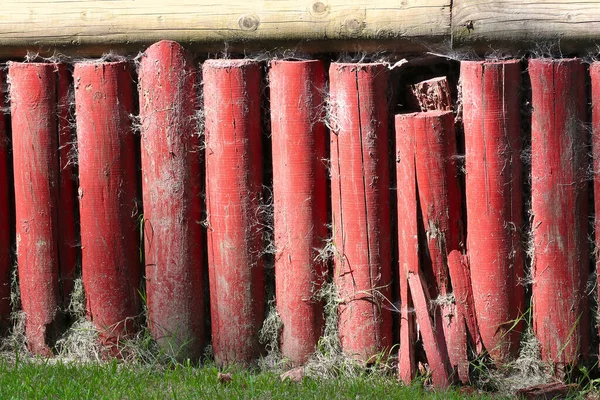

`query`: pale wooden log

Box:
[0,0,450,56]
[453,0,600,51]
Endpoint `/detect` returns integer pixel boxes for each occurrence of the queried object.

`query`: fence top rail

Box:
[1,0,599,57]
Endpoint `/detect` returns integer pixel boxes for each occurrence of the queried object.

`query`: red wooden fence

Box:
[3,41,600,387]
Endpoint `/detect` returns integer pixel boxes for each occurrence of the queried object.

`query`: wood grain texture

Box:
[453,0,600,50]
[0,0,450,55]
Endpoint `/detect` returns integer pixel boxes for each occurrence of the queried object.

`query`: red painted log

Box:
[9,62,63,355]
[203,59,265,365]
[412,111,461,298]
[269,59,327,365]
[461,60,524,364]
[139,41,205,359]
[74,61,140,350]
[591,62,600,360]
[56,63,78,307]
[446,250,475,380]
[529,58,589,366]
[0,71,11,334]
[413,110,472,382]
[329,62,392,361]
[407,271,453,388]
[395,112,419,383]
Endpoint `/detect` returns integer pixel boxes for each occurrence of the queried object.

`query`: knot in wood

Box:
[238,14,260,31]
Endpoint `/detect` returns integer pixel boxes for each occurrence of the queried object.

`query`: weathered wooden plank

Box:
[453,0,600,51]
[0,0,450,55]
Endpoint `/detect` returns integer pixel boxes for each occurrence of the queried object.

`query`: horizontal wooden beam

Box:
[452,0,600,53]
[0,0,451,56]
[1,0,600,56]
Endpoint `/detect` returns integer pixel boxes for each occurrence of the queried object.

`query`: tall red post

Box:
[269,60,327,365]
[139,40,205,360]
[203,59,265,365]
[412,110,474,382]
[529,58,589,366]
[395,112,419,383]
[74,61,140,350]
[591,62,600,360]
[329,62,392,361]
[461,60,524,364]
[0,70,11,334]
[56,63,78,307]
[9,62,63,355]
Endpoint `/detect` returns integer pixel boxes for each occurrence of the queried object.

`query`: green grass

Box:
[0,359,489,400]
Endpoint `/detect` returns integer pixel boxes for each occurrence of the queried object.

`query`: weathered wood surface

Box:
[453,0,600,51]
[1,1,599,57]
[0,0,450,55]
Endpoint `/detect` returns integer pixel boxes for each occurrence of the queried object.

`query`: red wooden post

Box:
[9,62,63,355]
[407,271,453,388]
[203,59,265,365]
[0,70,11,334]
[139,40,205,359]
[395,112,419,383]
[591,62,600,360]
[415,110,476,382]
[461,60,525,364]
[529,58,589,366]
[329,62,392,361]
[74,61,140,350]
[269,60,327,365]
[56,63,78,307]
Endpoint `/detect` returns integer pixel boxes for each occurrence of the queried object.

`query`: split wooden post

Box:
[329,62,393,361]
[395,112,419,383]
